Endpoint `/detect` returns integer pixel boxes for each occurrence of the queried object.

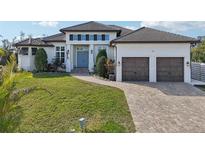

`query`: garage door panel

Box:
[157,57,184,82]
[122,57,149,81]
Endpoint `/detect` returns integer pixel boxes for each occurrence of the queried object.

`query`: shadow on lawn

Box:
[33,72,70,78]
[0,106,23,133]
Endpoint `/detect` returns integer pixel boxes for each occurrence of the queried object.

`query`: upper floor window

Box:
[94,34,97,41]
[77,34,81,41]
[86,34,89,41]
[102,34,105,41]
[69,34,109,41]
[69,34,73,41]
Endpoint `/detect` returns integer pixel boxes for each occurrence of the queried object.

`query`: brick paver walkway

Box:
[73,74,205,133]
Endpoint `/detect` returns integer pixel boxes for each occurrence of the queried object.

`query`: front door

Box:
[77,51,89,68]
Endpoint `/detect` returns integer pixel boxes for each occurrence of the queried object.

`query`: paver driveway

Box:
[74,75,205,133]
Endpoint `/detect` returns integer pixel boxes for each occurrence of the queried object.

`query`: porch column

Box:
[28,47,32,71]
[89,44,94,72]
[70,45,74,70]
[66,44,71,72]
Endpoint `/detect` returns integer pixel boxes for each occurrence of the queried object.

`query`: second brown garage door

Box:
[157,57,184,82]
[122,57,149,81]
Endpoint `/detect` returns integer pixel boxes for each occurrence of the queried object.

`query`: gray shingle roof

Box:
[60,21,121,32]
[15,38,54,47]
[109,25,133,36]
[42,33,65,42]
[112,27,199,43]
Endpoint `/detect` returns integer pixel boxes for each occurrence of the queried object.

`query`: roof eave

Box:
[111,40,200,44]
[60,29,120,33]
[43,40,66,42]
[15,44,54,47]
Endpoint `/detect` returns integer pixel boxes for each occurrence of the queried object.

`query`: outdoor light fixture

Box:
[186,61,190,66]
[79,117,86,132]
[91,49,93,54]
[118,61,120,65]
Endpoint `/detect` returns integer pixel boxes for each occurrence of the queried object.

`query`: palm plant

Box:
[0,54,51,132]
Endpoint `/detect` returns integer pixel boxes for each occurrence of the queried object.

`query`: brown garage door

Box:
[157,57,184,82]
[122,57,149,81]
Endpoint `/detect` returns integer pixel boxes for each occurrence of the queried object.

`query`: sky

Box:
[1,21,205,42]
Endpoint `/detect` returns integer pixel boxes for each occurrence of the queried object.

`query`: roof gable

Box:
[60,21,120,32]
[112,27,198,43]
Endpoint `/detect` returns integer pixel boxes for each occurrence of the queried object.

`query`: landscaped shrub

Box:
[191,40,205,63]
[35,48,48,72]
[96,49,107,64]
[96,56,107,77]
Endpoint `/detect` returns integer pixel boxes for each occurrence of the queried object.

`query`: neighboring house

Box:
[15,21,198,82]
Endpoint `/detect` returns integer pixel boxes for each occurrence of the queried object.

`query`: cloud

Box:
[33,21,59,27]
[124,26,138,30]
[140,21,205,33]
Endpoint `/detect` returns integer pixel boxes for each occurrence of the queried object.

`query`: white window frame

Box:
[55,46,65,64]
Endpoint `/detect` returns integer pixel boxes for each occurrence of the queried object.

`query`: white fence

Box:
[191,62,205,82]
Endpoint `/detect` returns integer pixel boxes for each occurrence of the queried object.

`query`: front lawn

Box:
[10,72,135,133]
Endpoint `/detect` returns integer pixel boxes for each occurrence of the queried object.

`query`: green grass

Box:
[10,72,135,133]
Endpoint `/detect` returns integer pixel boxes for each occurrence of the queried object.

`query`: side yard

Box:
[10,72,135,133]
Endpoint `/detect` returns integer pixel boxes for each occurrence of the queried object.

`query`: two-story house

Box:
[15,21,198,82]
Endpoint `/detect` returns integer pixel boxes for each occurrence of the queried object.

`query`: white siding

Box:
[18,42,66,71]
[116,43,191,83]
[65,32,117,72]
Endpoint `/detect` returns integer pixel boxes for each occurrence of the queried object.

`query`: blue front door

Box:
[77,51,89,68]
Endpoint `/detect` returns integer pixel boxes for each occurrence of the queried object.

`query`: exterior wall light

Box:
[186,61,190,67]
[118,61,120,65]
[91,49,93,54]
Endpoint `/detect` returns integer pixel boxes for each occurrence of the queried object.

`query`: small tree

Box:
[96,56,107,77]
[191,40,205,63]
[96,49,107,64]
[35,48,48,72]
